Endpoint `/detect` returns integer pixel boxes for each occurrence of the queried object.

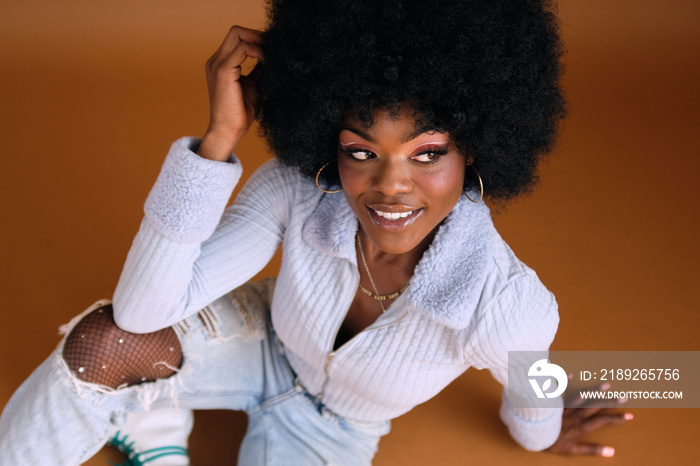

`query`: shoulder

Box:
[227,157,324,233]
[466,235,559,362]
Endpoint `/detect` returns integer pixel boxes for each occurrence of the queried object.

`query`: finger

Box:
[581,412,634,433]
[568,405,604,419]
[230,25,264,45]
[571,395,625,418]
[570,443,616,457]
[570,403,615,420]
[241,62,264,116]
[565,381,611,409]
[215,25,264,58]
[209,41,263,83]
[221,41,263,70]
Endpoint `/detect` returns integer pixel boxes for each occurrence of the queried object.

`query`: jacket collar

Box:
[302,192,495,329]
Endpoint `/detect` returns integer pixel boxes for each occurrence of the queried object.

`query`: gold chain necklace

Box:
[356,234,410,312]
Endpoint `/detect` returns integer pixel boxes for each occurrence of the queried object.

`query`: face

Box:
[337,107,466,256]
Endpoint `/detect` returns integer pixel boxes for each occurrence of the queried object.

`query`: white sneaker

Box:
[108,408,194,466]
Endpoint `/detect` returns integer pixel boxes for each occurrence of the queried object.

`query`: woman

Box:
[0,0,629,464]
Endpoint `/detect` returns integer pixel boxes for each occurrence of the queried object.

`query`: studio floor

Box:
[1,1,698,464]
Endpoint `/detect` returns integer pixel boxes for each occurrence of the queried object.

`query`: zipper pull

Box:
[316,352,337,404]
[324,352,336,373]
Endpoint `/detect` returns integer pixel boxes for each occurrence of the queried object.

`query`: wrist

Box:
[198,127,244,161]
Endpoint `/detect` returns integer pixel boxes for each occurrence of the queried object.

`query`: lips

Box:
[366,205,422,230]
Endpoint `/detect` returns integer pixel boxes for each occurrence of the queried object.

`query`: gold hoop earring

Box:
[463,164,484,203]
[315,162,343,193]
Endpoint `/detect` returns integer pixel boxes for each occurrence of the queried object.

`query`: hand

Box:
[546,383,633,457]
[199,25,263,161]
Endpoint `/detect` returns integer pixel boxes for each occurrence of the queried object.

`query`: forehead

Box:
[340,107,444,143]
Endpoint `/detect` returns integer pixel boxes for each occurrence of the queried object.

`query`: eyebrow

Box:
[339,123,438,143]
[339,125,376,142]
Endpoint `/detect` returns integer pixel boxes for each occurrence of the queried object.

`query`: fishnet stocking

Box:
[63,303,182,389]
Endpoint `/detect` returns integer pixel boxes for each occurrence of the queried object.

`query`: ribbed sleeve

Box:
[467,272,562,450]
[113,138,296,333]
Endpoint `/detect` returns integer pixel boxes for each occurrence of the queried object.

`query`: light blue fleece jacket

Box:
[113,137,562,451]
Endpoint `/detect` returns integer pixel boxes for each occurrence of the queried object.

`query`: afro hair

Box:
[257,0,566,199]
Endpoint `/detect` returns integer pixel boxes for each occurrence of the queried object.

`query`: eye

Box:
[349,150,374,161]
[339,145,375,161]
[411,146,449,164]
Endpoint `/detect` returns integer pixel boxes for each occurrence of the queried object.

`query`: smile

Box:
[371,208,414,220]
[366,206,422,230]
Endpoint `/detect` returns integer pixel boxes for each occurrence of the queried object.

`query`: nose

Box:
[371,159,412,196]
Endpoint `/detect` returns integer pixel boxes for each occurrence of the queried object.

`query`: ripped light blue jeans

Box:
[0,280,390,465]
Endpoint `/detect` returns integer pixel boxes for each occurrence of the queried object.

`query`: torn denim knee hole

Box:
[56,299,187,410]
[54,347,189,412]
[179,293,267,343]
[226,285,270,341]
[57,299,112,341]
[55,300,116,400]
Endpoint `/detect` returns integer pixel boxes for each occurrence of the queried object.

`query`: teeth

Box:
[372,209,413,220]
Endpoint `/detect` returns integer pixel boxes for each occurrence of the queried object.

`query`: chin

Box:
[361,225,428,255]
[371,240,416,255]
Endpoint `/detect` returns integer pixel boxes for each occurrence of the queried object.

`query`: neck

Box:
[357,227,436,273]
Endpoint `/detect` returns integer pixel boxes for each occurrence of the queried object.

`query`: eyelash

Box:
[339,145,449,164]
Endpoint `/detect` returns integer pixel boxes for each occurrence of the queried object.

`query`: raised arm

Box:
[112,26,293,332]
[112,142,296,333]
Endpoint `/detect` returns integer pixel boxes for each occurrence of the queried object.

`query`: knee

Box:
[62,303,182,389]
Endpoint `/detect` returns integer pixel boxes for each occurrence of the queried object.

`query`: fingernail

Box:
[619,397,628,404]
[624,413,634,420]
[601,446,615,457]
[601,382,611,391]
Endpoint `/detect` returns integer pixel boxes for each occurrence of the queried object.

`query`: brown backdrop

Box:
[1,1,698,464]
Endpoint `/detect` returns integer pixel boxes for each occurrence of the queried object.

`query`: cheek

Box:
[417,166,465,208]
[337,157,367,196]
